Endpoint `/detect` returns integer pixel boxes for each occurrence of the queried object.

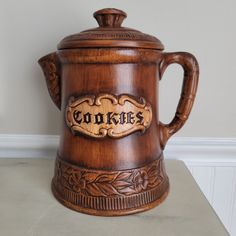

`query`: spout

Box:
[38,52,61,109]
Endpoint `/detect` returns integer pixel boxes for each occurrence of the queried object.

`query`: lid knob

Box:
[93,8,127,27]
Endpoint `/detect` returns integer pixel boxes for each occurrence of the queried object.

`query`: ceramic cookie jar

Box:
[38,8,199,216]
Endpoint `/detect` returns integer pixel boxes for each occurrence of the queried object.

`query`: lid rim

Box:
[58,40,164,50]
[58,8,164,50]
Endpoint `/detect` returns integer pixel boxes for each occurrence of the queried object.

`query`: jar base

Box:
[51,155,169,216]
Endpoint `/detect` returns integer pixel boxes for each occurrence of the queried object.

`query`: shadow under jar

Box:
[38,8,199,216]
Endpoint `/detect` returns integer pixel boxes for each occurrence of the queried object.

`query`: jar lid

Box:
[58,8,164,50]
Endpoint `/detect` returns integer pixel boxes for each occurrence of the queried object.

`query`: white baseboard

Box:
[0,134,236,165]
[165,137,236,166]
[0,134,59,158]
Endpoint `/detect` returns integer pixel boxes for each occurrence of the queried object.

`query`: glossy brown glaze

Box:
[38,52,61,109]
[58,49,162,171]
[38,8,199,216]
[159,52,199,148]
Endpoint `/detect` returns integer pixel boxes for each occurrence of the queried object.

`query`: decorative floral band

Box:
[54,156,165,197]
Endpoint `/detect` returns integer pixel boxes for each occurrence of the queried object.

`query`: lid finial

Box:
[93,8,127,27]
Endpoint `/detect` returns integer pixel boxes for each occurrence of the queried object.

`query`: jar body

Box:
[59,49,163,170]
[39,7,199,216]
[51,48,169,215]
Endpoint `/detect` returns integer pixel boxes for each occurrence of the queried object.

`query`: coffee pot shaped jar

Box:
[38,8,199,216]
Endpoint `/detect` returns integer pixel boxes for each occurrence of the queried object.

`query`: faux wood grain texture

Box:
[38,8,199,216]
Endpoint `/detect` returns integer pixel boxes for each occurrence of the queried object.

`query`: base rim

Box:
[51,179,169,216]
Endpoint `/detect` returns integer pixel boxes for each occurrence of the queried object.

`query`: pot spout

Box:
[38,52,61,109]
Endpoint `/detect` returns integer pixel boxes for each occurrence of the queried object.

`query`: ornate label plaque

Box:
[66,94,152,138]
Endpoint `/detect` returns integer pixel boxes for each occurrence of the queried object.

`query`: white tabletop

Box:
[0,158,228,236]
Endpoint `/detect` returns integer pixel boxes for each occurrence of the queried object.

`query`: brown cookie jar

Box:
[38,8,199,216]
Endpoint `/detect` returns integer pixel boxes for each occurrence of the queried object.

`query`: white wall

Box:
[1,0,236,136]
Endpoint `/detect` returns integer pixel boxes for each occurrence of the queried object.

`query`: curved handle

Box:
[159,52,199,149]
[38,52,61,109]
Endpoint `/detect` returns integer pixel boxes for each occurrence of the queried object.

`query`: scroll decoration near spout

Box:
[38,52,61,109]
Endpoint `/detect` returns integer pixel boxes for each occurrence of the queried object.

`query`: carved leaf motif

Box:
[115,172,133,181]
[56,158,164,197]
[118,187,137,195]
[95,183,121,196]
[95,174,117,183]
[148,176,161,188]
[86,183,107,197]
[112,180,132,188]
[82,172,99,183]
